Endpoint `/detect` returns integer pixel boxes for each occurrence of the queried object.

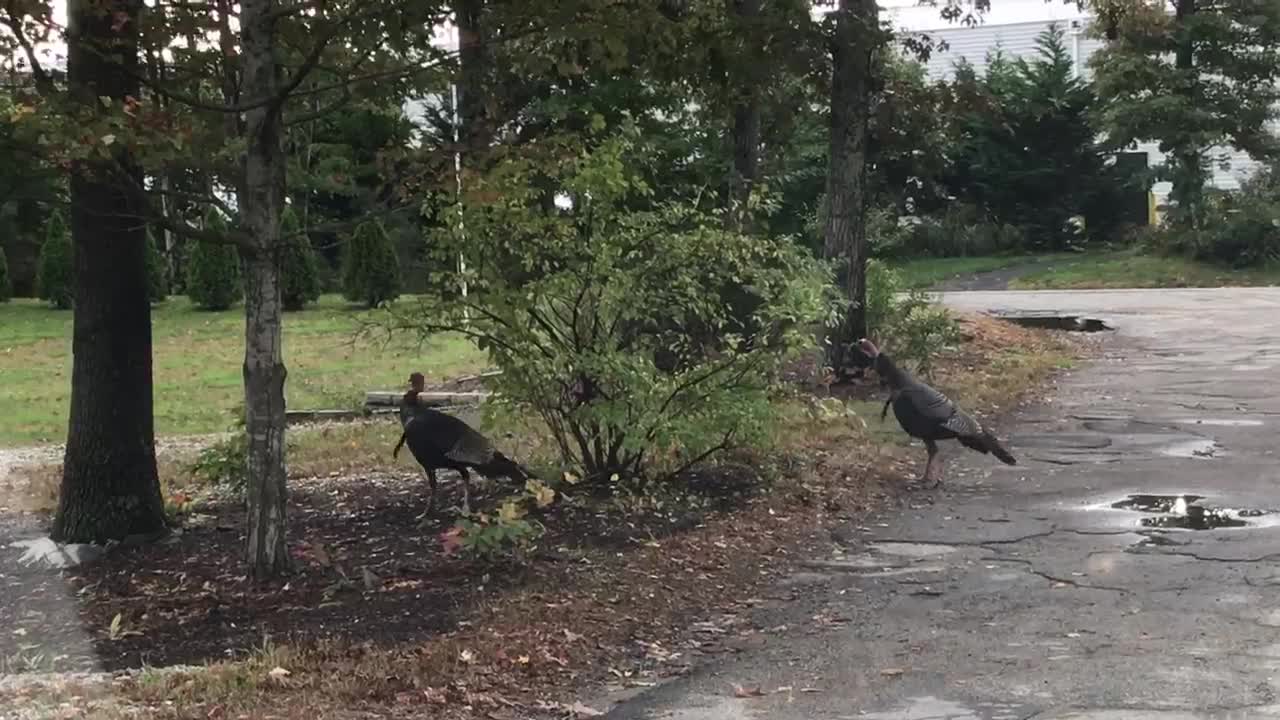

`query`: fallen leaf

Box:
[880,668,906,677]
[732,684,766,698]
[564,629,584,642]
[460,648,476,664]
[567,702,603,717]
[311,543,332,567]
[542,648,569,667]
[267,667,291,678]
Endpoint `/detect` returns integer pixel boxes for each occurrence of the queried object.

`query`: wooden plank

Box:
[285,409,370,425]
[363,390,489,408]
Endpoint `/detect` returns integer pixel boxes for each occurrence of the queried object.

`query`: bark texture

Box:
[240,0,290,578]
[455,0,489,156]
[53,0,167,543]
[724,0,763,232]
[822,0,878,375]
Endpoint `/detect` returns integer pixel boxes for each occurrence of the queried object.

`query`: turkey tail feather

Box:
[958,430,1017,465]
[478,452,535,483]
[988,436,1017,465]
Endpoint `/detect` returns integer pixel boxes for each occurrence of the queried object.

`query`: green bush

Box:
[441,480,556,562]
[893,203,1027,259]
[1150,174,1280,268]
[37,211,73,309]
[279,206,321,311]
[388,125,837,483]
[0,244,11,303]
[187,431,248,492]
[864,258,902,335]
[187,210,242,311]
[865,259,961,378]
[145,228,169,303]
[865,206,910,258]
[342,219,401,308]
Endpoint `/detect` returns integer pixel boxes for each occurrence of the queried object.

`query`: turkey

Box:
[392,373,532,516]
[859,338,1016,485]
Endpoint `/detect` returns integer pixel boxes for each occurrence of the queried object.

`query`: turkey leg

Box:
[458,468,473,515]
[922,439,944,486]
[416,468,440,528]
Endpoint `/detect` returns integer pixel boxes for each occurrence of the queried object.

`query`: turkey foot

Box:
[923,460,945,487]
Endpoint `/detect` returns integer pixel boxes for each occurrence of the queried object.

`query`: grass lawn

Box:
[891,248,1280,291]
[0,294,487,446]
[889,252,1077,288]
[1009,249,1280,289]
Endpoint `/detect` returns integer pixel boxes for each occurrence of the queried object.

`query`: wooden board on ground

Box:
[364,390,489,408]
[285,409,370,425]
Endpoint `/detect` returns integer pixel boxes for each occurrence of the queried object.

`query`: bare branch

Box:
[3,2,55,95]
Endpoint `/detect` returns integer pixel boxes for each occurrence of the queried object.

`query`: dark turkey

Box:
[393,385,531,516]
[859,338,1016,485]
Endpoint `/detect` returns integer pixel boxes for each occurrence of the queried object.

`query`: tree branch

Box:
[3,2,55,95]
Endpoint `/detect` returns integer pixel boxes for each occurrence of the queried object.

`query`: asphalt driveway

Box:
[594,288,1280,720]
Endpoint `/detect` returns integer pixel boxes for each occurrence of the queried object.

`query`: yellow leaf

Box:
[498,501,524,524]
[526,479,556,508]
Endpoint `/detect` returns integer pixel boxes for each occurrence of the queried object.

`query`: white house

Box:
[880,0,1273,207]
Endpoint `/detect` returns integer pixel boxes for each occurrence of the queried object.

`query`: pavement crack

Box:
[983,557,1131,593]
[1136,549,1280,564]
[872,527,1130,552]
[976,529,1058,546]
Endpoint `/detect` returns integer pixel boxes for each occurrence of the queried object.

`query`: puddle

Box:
[1139,507,1248,530]
[1108,493,1269,531]
[988,311,1112,332]
[1111,494,1203,513]
[1158,438,1219,458]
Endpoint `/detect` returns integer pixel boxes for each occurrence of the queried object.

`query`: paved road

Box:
[595,289,1280,720]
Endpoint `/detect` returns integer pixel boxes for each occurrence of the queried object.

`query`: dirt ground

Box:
[0,314,1079,719]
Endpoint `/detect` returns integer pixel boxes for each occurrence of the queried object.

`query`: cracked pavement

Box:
[593,289,1280,720]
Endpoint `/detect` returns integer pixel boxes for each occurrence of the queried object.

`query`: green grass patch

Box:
[889,253,1077,289]
[1009,249,1280,289]
[890,248,1280,291]
[0,295,487,446]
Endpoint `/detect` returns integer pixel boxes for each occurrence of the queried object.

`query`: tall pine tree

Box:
[279,205,321,311]
[187,210,243,311]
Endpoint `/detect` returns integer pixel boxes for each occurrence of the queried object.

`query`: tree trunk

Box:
[724,0,762,232]
[822,0,878,376]
[1169,0,1204,229]
[240,0,290,578]
[455,0,489,157]
[53,0,167,543]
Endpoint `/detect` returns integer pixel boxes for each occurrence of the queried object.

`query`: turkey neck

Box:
[873,353,913,390]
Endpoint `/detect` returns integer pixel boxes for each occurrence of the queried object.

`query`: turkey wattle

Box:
[859,338,1016,485]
